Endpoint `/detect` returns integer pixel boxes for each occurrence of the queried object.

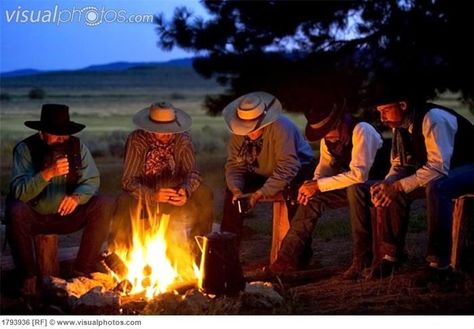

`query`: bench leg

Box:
[270,201,290,264]
[34,234,59,277]
[451,197,469,270]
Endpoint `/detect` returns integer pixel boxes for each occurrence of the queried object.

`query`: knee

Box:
[347,183,368,200]
[426,178,447,200]
[6,199,33,226]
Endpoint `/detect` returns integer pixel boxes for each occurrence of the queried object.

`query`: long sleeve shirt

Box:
[315,122,383,192]
[386,108,458,193]
[10,140,100,215]
[225,115,314,197]
[122,130,202,205]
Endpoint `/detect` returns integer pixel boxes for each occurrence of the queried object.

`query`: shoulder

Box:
[127,129,148,144]
[353,122,382,146]
[424,107,457,124]
[268,115,299,134]
[175,132,193,147]
[13,140,29,156]
[354,122,380,136]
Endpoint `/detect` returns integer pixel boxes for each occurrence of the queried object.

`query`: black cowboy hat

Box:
[304,99,346,142]
[24,104,85,135]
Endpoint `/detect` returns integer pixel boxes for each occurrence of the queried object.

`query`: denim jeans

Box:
[275,183,373,268]
[382,164,474,266]
[5,195,113,279]
[220,160,317,243]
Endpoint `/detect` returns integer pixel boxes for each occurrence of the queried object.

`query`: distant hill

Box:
[0,58,219,90]
[0,58,193,77]
[1,69,43,78]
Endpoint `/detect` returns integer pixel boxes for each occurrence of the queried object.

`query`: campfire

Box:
[106,211,200,300]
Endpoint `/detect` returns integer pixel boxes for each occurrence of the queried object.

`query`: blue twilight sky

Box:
[0,0,208,72]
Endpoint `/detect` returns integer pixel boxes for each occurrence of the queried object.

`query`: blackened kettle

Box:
[195,231,245,296]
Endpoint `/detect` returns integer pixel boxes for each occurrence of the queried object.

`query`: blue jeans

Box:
[383,164,474,266]
[275,183,373,268]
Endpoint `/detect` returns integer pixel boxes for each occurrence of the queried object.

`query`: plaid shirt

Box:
[122,130,202,204]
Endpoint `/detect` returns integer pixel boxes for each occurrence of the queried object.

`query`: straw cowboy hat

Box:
[25,104,85,135]
[304,99,346,142]
[223,91,283,136]
[133,101,192,133]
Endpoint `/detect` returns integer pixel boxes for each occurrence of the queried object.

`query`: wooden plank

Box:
[450,194,474,270]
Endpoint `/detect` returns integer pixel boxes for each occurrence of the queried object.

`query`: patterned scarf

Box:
[144,134,176,177]
[237,135,264,172]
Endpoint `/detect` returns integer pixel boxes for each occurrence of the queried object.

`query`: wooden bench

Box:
[450,194,474,270]
[371,193,474,270]
[261,193,290,265]
[34,234,59,277]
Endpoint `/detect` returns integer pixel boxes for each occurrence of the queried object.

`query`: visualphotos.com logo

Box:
[4,5,154,26]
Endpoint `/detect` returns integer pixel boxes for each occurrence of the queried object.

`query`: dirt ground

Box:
[1,194,473,315]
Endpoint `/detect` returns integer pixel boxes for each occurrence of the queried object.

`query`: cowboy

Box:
[221,91,316,264]
[109,102,213,254]
[270,99,390,277]
[5,104,112,296]
[369,81,474,277]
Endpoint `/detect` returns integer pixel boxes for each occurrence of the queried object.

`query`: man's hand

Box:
[231,189,243,204]
[41,157,69,181]
[297,180,319,206]
[248,190,264,209]
[58,194,80,216]
[167,188,188,206]
[370,181,403,207]
[155,188,180,203]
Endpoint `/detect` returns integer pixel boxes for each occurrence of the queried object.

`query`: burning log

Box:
[101,251,127,279]
[114,280,133,295]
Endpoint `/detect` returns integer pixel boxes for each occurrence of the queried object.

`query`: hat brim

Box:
[133,107,192,133]
[24,121,85,135]
[223,91,282,136]
[304,105,344,142]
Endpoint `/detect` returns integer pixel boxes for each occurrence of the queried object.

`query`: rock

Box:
[141,292,182,314]
[75,286,120,308]
[90,272,116,291]
[242,281,283,308]
[65,276,104,298]
[180,289,210,314]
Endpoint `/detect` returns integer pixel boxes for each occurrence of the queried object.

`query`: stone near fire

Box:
[75,286,121,308]
[180,289,210,314]
[66,275,105,298]
[90,272,116,291]
[242,281,283,308]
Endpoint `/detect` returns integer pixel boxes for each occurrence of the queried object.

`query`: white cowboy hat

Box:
[223,91,283,136]
[133,102,192,133]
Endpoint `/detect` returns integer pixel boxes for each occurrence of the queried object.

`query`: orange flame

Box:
[114,206,200,299]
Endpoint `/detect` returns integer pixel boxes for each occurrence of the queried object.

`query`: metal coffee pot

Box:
[195,231,245,296]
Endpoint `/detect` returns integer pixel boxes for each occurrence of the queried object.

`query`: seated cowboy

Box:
[109,102,213,256]
[5,104,112,296]
[270,98,390,277]
[220,91,316,264]
[369,78,474,278]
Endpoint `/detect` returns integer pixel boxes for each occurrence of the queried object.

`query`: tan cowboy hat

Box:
[223,91,283,136]
[133,101,192,133]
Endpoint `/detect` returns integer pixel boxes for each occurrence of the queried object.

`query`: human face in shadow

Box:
[247,127,264,141]
[154,132,174,143]
[39,131,70,146]
[376,101,408,129]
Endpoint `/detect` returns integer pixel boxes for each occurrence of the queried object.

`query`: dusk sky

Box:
[0,0,207,72]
